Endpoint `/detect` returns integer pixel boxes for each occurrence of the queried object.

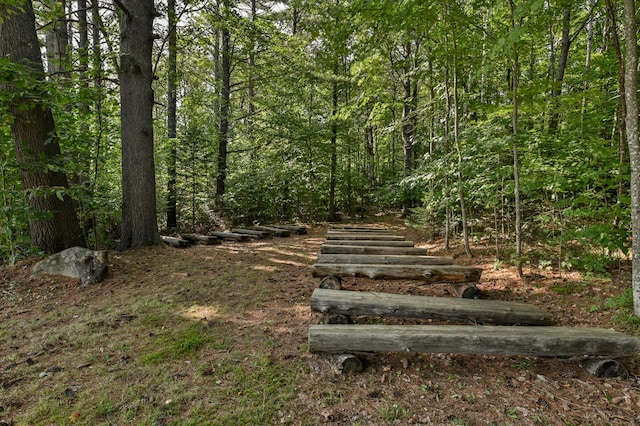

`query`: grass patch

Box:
[141,322,215,364]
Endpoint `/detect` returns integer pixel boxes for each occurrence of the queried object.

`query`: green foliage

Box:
[0,0,635,277]
[379,402,410,421]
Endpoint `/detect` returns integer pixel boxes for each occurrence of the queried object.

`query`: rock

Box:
[31,247,108,285]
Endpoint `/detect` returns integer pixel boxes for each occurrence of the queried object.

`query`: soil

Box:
[2,214,640,425]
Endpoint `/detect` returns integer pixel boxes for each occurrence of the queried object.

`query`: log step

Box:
[326,233,405,241]
[161,236,192,248]
[232,228,270,238]
[311,288,552,325]
[323,240,415,247]
[317,254,453,265]
[271,224,308,234]
[254,226,291,237]
[320,245,428,255]
[329,226,388,232]
[208,231,250,242]
[309,324,640,358]
[312,263,482,283]
[180,233,222,245]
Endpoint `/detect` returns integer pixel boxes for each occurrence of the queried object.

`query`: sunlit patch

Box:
[253,265,278,272]
[257,247,316,261]
[181,305,220,321]
[267,257,309,267]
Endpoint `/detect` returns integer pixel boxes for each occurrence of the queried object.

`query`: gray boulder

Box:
[31,247,108,285]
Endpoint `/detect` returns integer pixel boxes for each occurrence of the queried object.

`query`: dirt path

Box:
[1,217,640,425]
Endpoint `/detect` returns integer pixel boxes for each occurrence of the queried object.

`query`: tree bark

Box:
[451,27,472,258]
[166,0,178,230]
[327,68,339,222]
[510,0,523,278]
[44,0,70,79]
[605,0,629,209]
[548,5,571,133]
[622,0,640,315]
[216,8,231,201]
[401,41,414,218]
[216,12,231,203]
[117,0,160,249]
[0,0,85,253]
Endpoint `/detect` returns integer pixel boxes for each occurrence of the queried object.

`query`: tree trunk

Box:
[216,12,231,201]
[45,0,70,79]
[327,71,339,222]
[510,0,524,278]
[401,42,414,218]
[0,0,85,253]
[117,0,160,249]
[77,0,89,78]
[166,0,178,230]
[452,28,472,258]
[605,0,629,209]
[548,6,571,133]
[623,0,640,315]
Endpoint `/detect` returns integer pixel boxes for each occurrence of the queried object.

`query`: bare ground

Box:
[1,215,640,425]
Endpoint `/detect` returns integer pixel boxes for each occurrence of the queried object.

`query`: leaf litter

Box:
[0,215,639,424]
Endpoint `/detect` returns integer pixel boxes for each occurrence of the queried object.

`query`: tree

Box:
[216,0,231,202]
[116,0,160,249]
[166,0,178,230]
[622,0,640,315]
[0,0,85,253]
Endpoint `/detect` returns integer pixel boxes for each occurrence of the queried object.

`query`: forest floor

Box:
[1,213,640,425]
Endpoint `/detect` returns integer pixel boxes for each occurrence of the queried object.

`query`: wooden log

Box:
[254,226,291,237]
[272,224,307,234]
[327,353,363,374]
[326,233,404,241]
[232,228,270,239]
[309,325,640,358]
[582,358,629,379]
[312,263,482,283]
[180,233,222,245]
[319,275,342,290]
[449,283,482,299]
[323,240,415,247]
[208,231,250,242]
[161,236,192,248]
[310,288,552,326]
[317,254,454,265]
[329,226,388,232]
[320,245,428,255]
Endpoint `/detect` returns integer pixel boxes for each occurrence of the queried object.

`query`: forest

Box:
[1,0,639,289]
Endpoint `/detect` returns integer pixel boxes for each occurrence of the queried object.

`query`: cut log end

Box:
[582,358,629,379]
[450,284,482,299]
[326,313,351,324]
[319,275,342,290]
[328,353,363,375]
